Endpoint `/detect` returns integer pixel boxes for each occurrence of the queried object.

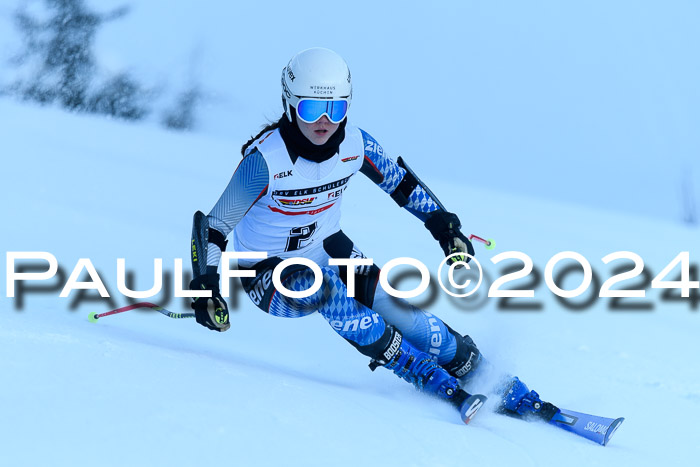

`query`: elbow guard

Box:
[191,211,228,279]
[390,169,419,207]
[207,227,228,252]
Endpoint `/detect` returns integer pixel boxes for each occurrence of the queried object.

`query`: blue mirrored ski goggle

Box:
[295,98,349,124]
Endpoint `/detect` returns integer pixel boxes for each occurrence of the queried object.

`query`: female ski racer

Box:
[189,47,554,422]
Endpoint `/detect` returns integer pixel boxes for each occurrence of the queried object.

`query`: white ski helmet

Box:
[281,47,352,122]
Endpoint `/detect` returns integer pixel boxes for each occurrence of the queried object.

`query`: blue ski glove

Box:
[424,211,475,265]
[190,272,230,332]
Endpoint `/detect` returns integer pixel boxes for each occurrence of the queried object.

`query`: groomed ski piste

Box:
[2,98,700,467]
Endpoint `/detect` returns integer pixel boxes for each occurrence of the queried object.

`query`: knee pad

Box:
[323,230,381,308]
[443,326,482,380]
[349,263,380,309]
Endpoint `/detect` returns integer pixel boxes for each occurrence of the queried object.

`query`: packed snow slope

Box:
[1,100,699,467]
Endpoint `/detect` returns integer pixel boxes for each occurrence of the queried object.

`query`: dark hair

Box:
[241,116,284,156]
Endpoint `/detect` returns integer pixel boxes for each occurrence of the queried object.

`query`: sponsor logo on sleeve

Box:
[364,140,384,157]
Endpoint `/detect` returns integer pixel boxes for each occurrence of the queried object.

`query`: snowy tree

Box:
[7,0,150,120]
[162,85,202,131]
[6,0,203,128]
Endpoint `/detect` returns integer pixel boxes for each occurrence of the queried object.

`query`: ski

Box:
[498,406,625,446]
[459,394,488,425]
[548,408,624,446]
[495,377,624,445]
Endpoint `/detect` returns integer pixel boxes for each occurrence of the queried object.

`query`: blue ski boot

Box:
[382,337,462,400]
[369,329,487,420]
[497,377,560,422]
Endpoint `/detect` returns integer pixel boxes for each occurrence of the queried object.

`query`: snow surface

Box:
[1,1,700,465]
[2,98,699,467]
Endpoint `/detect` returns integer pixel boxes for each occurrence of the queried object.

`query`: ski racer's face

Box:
[297,115,339,146]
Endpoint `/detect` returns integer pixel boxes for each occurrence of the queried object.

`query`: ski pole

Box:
[396,157,496,251]
[88,302,195,323]
[469,234,496,250]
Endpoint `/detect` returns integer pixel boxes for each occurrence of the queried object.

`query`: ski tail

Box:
[549,408,625,446]
[459,394,488,425]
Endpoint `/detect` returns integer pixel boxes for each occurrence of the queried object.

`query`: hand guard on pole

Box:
[424,211,475,265]
[190,272,230,332]
[190,210,230,332]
